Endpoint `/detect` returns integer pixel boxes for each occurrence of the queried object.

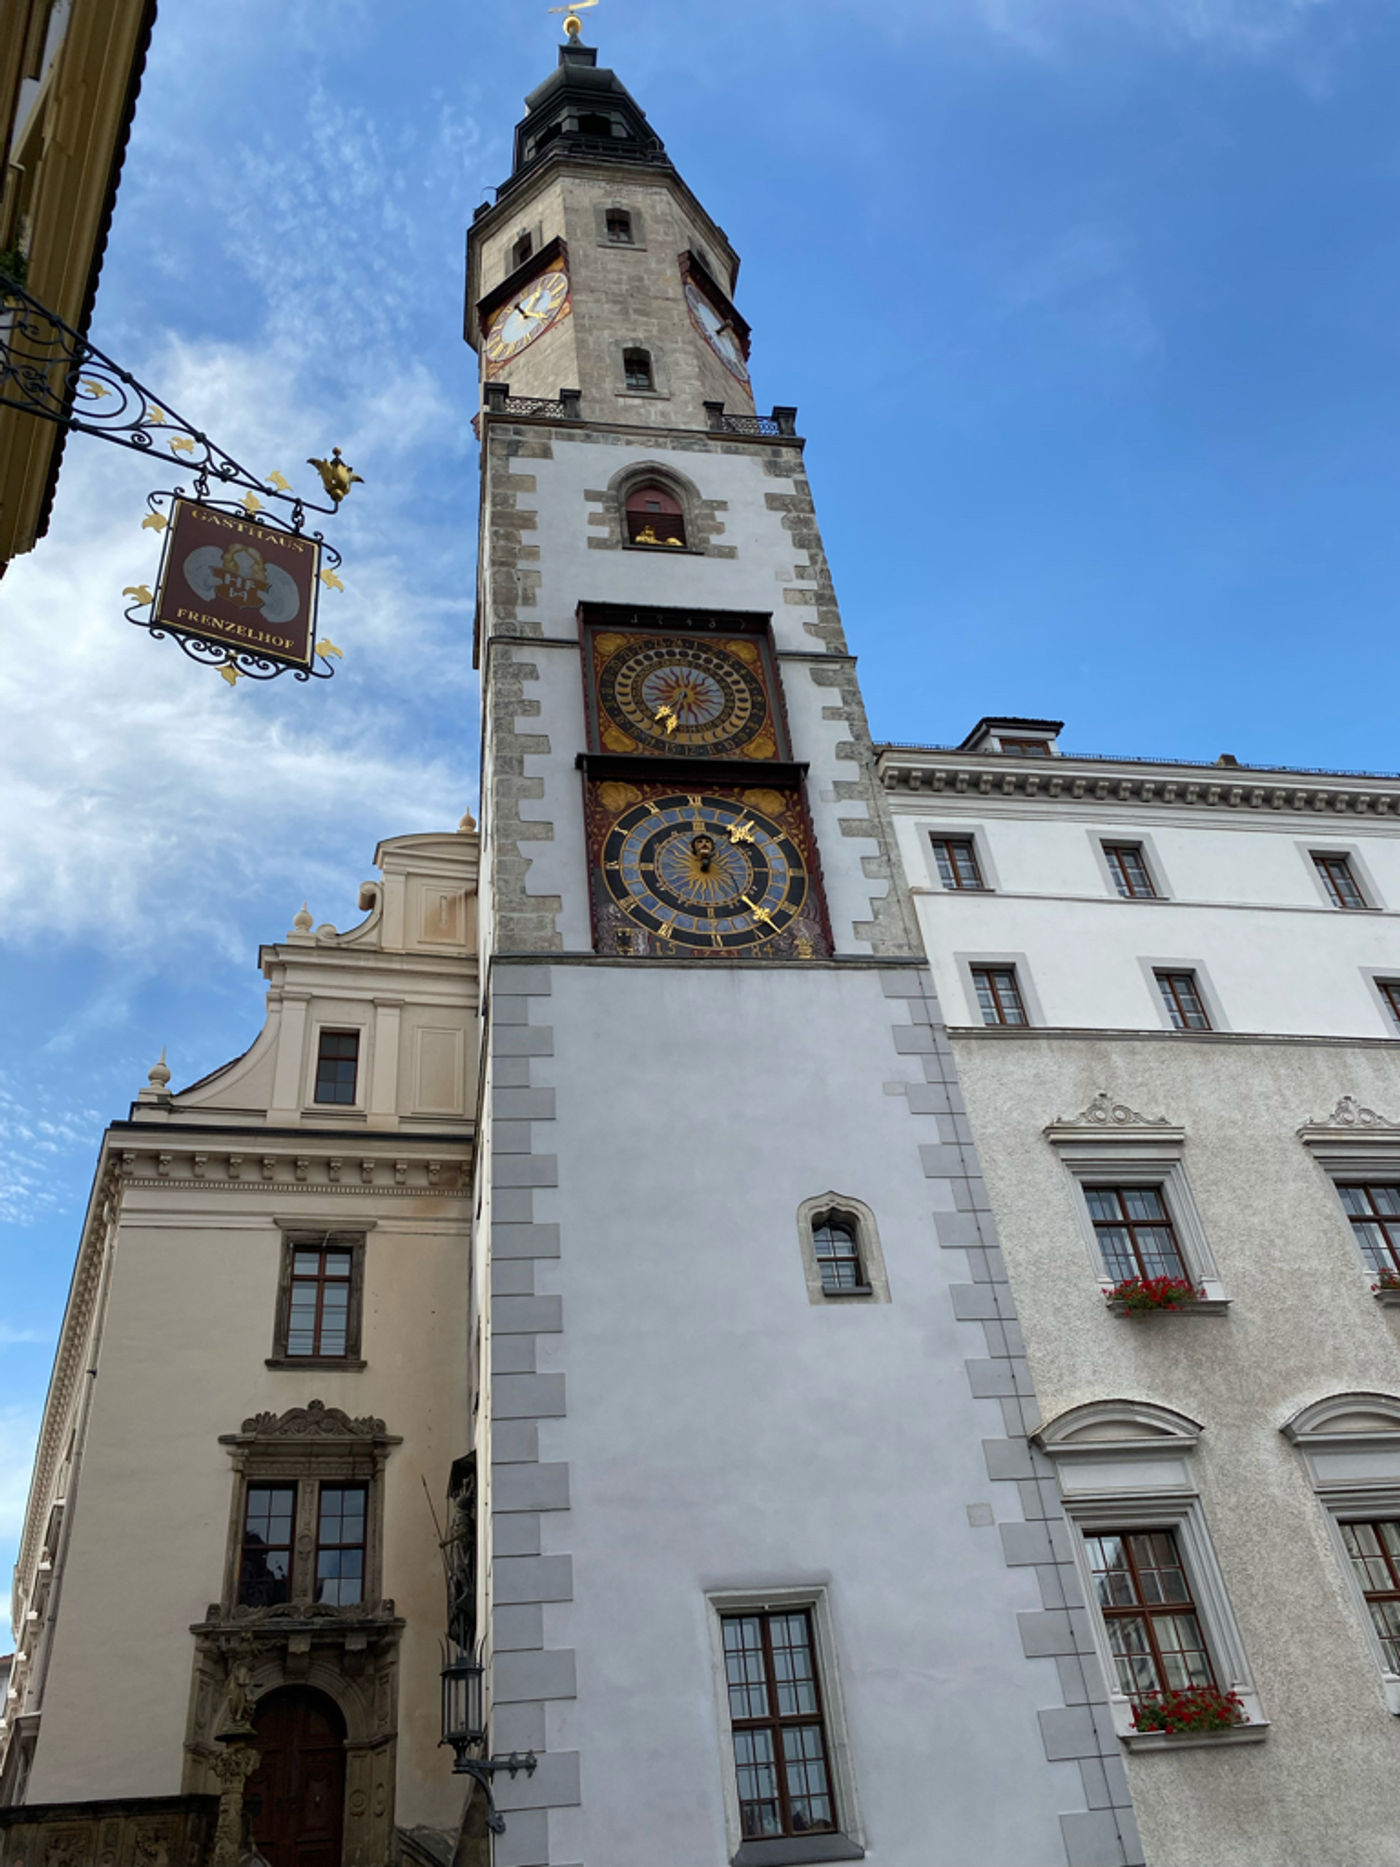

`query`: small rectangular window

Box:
[511,232,534,268]
[315,1484,367,1607]
[1339,1521,1400,1672]
[1155,970,1211,1030]
[721,1610,837,1841]
[605,208,633,243]
[623,347,654,391]
[1084,1529,1216,1702]
[239,1484,296,1608]
[1086,1185,1188,1283]
[971,965,1027,1026]
[1313,852,1367,909]
[999,737,1051,756]
[1104,843,1156,899]
[930,836,985,891]
[283,1242,356,1358]
[1337,1185,1400,1280]
[1380,982,1400,1032]
[314,1029,360,1104]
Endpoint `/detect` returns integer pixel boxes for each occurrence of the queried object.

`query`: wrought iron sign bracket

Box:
[458,1751,538,1836]
[0,270,342,524]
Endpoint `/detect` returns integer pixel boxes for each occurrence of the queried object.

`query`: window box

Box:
[1373,1271,1400,1305]
[1105,1276,1227,1318]
[1131,1684,1246,1735]
[1122,1721,1269,1752]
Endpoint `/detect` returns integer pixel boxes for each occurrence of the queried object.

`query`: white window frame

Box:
[704,1585,865,1865]
[1282,1392,1400,1715]
[922,826,999,894]
[1139,959,1229,1034]
[954,952,1044,1029]
[1298,840,1386,913]
[1036,1401,1266,1747]
[1042,1111,1228,1308]
[1091,832,1171,902]
[1296,1106,1400,1298]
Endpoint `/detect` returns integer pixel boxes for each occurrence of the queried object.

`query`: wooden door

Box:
[247,1687,347,1867]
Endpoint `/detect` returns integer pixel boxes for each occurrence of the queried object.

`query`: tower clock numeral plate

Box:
[591,630,779,759]
[587,784,829,959]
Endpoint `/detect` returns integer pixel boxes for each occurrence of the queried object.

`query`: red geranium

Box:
[1373,1269,1400,1294]
[1107,1275,1203,1315]
[1132,1685,1246,1734]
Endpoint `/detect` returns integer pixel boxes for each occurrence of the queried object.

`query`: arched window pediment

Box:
[1036,1399,1204,1461]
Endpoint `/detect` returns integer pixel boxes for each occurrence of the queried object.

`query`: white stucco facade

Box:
[882,726,1400,1866]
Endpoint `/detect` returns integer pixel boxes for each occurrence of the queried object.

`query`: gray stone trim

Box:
[880,968,1144,1867]
[486,965,579,1865]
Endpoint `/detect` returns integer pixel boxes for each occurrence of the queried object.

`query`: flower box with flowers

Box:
[1104,1275,1224,1317]
[1373,1269,1400,1307]
[1122,1684,1265,1749]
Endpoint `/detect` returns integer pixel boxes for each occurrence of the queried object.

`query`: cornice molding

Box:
[878,758,1400,819]
[1044,1090,1177,1142]
[112,1137,472,1194]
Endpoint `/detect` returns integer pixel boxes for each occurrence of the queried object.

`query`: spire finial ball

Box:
[148,1046,171,1091]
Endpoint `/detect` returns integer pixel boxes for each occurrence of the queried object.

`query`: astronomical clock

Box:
[579,607,831,960]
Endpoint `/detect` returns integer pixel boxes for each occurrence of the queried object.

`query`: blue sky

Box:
[3,0,1399,1631]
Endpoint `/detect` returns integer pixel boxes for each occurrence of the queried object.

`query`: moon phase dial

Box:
[591,631,778,759]
[589,786,828,958]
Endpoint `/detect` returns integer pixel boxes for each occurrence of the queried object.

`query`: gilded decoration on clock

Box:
[589,629,781,759]
[482,264,571,374]
[586,783,829,959]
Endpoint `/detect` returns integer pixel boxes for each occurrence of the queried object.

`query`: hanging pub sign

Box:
[150,497,321,672]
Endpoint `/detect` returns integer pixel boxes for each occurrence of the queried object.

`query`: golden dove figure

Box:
[79,379,110,399]
[219,665,243,687]
[241,492,261,515]
[315,639,344,660]
[170,435,195,455]
[141,510,168,533]
[268,470,292,493]
[320,566,345,592]
[145,405,166,425]
[307,447,364,504]
[122,584,153,605]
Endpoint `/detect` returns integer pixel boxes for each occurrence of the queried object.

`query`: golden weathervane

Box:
[547,0,598,40]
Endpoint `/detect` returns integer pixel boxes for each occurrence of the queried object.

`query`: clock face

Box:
[684,280,749,383]
[588,784,828,958]
[591,630,779,759]
[484,266,570,365]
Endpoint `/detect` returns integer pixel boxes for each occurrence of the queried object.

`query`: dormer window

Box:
[578,111,615,139]
[999,736,1052,757]
[625,483,686,549]
[511,232,534,269]
[606,209,634,244]
[623,347,654,392]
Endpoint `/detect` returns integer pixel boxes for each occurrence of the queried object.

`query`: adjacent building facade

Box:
[881,720,1400,1867]
[5,34,1399,1867]
[0,0,157,570]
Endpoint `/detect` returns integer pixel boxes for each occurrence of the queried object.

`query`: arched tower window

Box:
[812,1219,863,1293]
[795,1193,890,1303]
[625,483,686,549]
[578,111,616,140]
[511,232,534,268]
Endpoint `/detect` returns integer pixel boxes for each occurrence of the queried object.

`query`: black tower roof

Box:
[493,41,671,207]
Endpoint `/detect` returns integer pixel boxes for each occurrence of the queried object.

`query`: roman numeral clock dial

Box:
[483,265,570,367]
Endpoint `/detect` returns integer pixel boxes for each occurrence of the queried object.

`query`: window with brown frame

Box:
[811,1219,866,1295]
[315,1485,367,1607]
[1380,981,1400,1032]
[1085,1186,1188,1283]
[624,483,686,548]
[721,1610,838,1841]
[314,1028,360,1104]
[1155,969,1211,1030]
[999,737,1052,756]
[1104,843,1156,899]
[239,1484,296,1608]
[605,208,634,243]
[930,836,985,891]
[622,346,654,391]
[971,965,1027,1026]
[1084,1529,1216,1702]
[274,1235,363,1363]
[1337,1185,1400,1280]
[1313,851,1368,909]
[1339,1521,1400,1672]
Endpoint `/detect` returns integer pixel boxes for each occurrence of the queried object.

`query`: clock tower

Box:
[466,36,1140,1867]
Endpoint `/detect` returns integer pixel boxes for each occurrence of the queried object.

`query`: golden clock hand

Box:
[728,819,756,845]
[741,895,776,927]
[654,703,679,734]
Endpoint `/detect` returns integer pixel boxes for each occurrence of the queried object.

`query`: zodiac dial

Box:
[484,266,570,365]
[592,632,777,758]
[596,790,820,955]
[684,281,749,383]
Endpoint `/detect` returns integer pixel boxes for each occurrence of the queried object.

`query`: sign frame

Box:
[150,496,322,673]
